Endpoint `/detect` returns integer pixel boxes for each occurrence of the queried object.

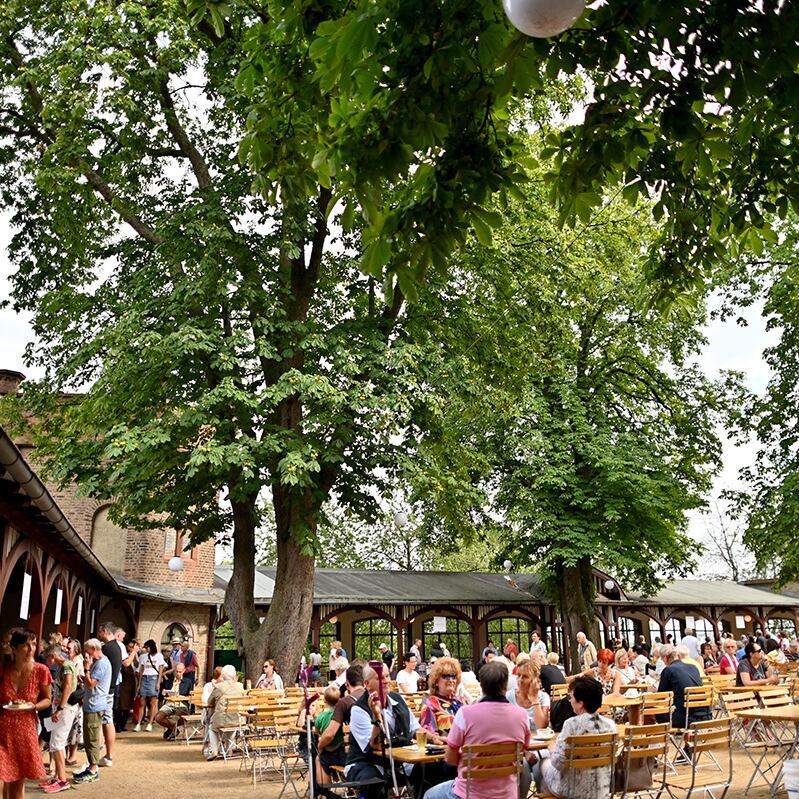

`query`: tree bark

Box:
[557,556,599,673]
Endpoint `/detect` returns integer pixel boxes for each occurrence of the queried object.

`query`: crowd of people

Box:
[3,623,796,799]
[0,624,201,797]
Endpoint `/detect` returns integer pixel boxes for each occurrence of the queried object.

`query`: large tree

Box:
[404,186,740,669]
[0,0,563,678]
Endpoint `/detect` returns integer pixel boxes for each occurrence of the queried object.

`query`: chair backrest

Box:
[564,731,617,798]
[641,691,673,718]
[461,741,522,799]
[550,684,569,702]
[690,717,732,757]
[708,674,735,687]
[719,690,759,717]
[759,687,792,709]
[684,685,714,712]
[619,723,668,798]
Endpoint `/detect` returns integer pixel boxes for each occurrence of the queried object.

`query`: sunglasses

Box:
[440,673,458,680]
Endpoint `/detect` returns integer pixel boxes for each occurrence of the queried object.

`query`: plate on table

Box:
[3,702,35,711]
[534,729,555,741]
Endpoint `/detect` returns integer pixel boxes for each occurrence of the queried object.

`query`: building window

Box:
[161,622,188,647]
[486,617,531,654]
[423,617,472,662]
[617,617,637,647]
[665,618,681,644]
[767,617,797,638]
[353,618,397,662]
[649,619,662,644]
[693,618,715,643]
[318,621,337,659]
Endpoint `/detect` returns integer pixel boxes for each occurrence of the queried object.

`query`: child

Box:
[314,686,343,785]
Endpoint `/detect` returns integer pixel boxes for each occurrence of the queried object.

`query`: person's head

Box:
[324,685,340,708]
[48,631,63,646]
[345,663,364,688]
[143,639,158,656]
[659,644,676,665]
[414,638,422,647]
[220,664,237,681]
[362,664,391,703]
[404,653,418,671]
[596,648,614,671]
[98,621,117,642]
[181,638,191,652]
[485,649,497,663]
[478,660,509,697]
[10,628,37,660]
[126,639,139,653]
[515,659,541,695]
[171,637,181,647]
[335,648,343,658]
[115,627,126,642]
[44,643,65,665]
[531,631,540,642]
[790,640,799,653]
[675,645,689,661]
[547,651,560,666]
[459,659,473,673]
[614,649,629,669]
[310,644,319,654]
[569,676,603,714]
[576,632,587,645]
[745,641,764,665]
[212,666,223,681]
[263,658,276,676]
[67,639,82,659]
[428,657,461,697]
[516,651,530,666]
[486,640,494,649]
[84,638,104,660]
[174,661,186,679]
[700,642,714,657]
[378,643,388,655]
[684,627,695,637]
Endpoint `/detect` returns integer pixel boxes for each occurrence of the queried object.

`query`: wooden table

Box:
[392,745,446,764]
[736,705,799,798]
[600,695,642,708]
[717,684,786,693]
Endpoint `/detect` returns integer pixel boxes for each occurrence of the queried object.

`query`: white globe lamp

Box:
[168,555,185,572]
[604,579,615,591]
[503,559,513,571]
[393,511,408,528]
[502,0,585,38]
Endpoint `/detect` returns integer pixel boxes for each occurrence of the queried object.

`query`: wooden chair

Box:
[550,683,568,702]
[561,731,617,798]
[615,722,669,799]
[664,717,732,799]
[641,691,673,723]
[461,741,523,799]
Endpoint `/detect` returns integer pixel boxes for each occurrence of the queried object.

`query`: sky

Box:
[0,212,778,571]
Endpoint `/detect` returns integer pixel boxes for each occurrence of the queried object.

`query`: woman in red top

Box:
[718,638,739,675]
[0,628,53,799]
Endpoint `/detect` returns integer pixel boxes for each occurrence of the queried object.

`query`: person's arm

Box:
[157,662,164,691]
[83,659,99,689]
[35,680,52,713]
[530,693,548,730]
[610,670,624,697]
[317,718,341,753]
[51,671,72,721]
[122,645,138,667]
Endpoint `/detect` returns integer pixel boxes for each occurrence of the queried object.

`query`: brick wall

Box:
[136,599,213,679]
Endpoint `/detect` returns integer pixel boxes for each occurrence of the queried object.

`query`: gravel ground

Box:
[25,725,781,798]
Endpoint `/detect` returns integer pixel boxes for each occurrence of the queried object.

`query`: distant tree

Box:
[698,500,755,582]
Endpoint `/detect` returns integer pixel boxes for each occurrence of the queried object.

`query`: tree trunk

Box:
[557,556,598,673]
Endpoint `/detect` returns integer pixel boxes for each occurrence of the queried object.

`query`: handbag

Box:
[614,753,655,792]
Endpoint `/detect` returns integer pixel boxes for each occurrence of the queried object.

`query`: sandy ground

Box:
[25,725,782,798]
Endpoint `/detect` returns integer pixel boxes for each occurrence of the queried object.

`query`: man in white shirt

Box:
[680,628,701,660]
[409,639,423,664]
[396,653,421,693]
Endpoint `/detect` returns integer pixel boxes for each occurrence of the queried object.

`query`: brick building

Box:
[0,369,222,675]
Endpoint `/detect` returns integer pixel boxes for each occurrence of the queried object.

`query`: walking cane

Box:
[370,660,401,799]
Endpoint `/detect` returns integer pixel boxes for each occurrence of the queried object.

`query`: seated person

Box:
[701,642,719,674]
[736,641,780,687]
[425,661,530,799]
[507,660,550,730]
[205,664,246,759]
[718,638,739,675]
[421,658,464,737]
[533,677,615,798]
[397,653,421,694]
[314,686,345,785]
[155,662,189,739]
[656,645,707,729]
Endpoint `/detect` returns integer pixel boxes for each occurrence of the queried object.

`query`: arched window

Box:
[767,617,797,638]
[161,622,188,647]
[353,618,397,661]
[486,616,531,654]
[423,617,472,662]
[617,617,637,647]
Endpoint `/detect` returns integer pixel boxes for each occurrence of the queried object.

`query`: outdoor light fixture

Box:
[604,579,615,591]
[503,559,513,571]
[167,555,185,572]
[744,614,752,622]
[502,0,585,37]
[329,615,338,624]
[393,511,408,528]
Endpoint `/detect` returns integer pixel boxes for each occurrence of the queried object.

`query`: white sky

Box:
[0,212,776,567]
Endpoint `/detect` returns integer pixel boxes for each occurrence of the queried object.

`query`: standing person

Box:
[177,638,199,693]
[134,639,164,731]
[160,645,175,699]
[97,622,122,768]
[254,659,284,691]
[64,641,84,767]
[378,643,395,674]
[409,638,423,663]
[530,631,547,657]
[680,628,700,660]
[73,639,111,784]
[0,628,53,799]
[397,653,421,693]
[116,639,139,732]
[575,632,597,671]
[424,661,530,799]
[308,645,323,685]
[42,644,79,794]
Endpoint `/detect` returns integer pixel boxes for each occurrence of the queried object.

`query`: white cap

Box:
[378,643,387,650]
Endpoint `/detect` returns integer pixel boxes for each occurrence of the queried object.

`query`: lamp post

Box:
[502,0,585,38]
